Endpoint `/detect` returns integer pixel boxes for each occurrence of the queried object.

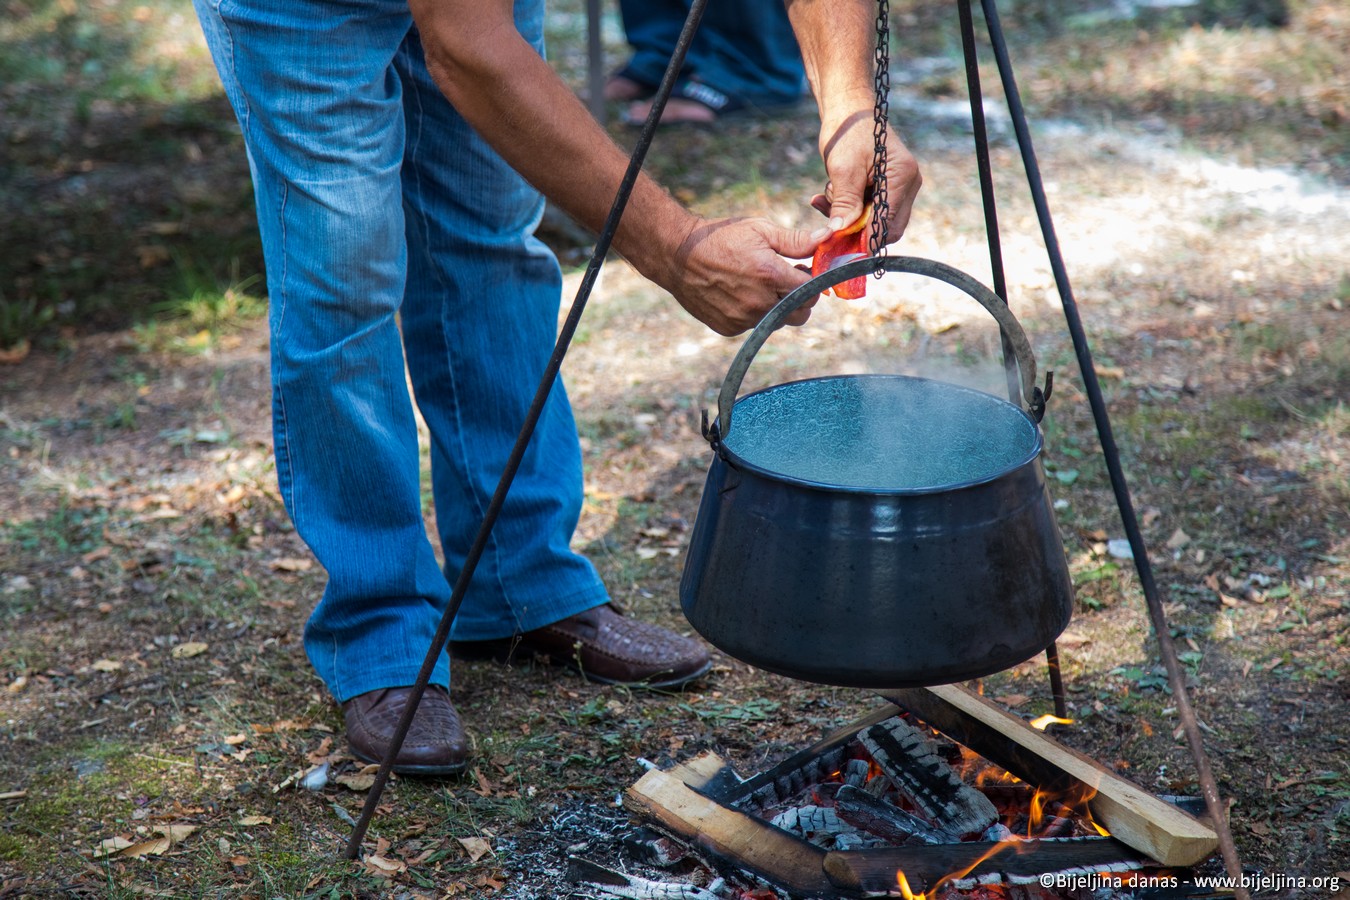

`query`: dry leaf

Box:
[269,557,313,572]
[995,694,1030,709]
[171,642,208,659]
[252,718,307,734]
[117,837,173,859]
[363,853,407,876]
[306,736,333,764]
[0,340,31,365]
[156,824,198,842]
[223,733,248,746]
[90,836,136,858]
[238,815,272,826]
[82,546,112,564]
[91,659,123,672]
[6,676,27,694]
[335,773,376,791]
[456,836,492,862]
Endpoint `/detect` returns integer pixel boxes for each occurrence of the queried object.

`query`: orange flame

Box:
[1029,714,1074,731]
[896,839,1022,899]
[895,871,923,900]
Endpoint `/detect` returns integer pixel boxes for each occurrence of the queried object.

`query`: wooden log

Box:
[860,716,998,837]
[833,783,951,845]
[626,768,841,897]
[878,685,1219,867]
[567,856,723,900]
[770,805,852,837]
[622,827,690,868]
[822,837,1150,894]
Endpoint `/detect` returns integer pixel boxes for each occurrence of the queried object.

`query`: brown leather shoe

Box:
[451,604,711,689]
[342,684,469,776]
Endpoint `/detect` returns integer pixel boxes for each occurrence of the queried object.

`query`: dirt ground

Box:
[1,1,1348,898]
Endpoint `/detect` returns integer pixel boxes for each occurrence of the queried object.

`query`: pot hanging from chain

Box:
[679,256,1072,688]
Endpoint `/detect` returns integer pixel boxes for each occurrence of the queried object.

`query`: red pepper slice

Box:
[810,206,872,299]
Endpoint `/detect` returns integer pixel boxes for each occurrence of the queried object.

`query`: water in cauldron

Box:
[721,375,1039,491]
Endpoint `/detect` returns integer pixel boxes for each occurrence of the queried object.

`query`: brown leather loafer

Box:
[342,684,469,776]
[451,603,711,689]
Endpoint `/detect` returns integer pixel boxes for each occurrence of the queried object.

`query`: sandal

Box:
[622,78,805,127]
[603,65,659,103]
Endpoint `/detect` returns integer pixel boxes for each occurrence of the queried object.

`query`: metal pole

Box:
[343,0,712,859]
[955,0,1069,717]
[976,0,1249,892]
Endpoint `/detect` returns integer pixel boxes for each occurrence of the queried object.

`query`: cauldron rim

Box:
[714,372,1044,497]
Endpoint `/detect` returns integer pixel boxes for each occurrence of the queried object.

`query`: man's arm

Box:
[406,0,824,335]
[785,0,922,239]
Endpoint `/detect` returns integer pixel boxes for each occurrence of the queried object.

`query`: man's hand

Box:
[662,217,827,336]
[785,0,923,243]
[812,108,922,242]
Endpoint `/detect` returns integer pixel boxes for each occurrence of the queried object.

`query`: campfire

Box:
[569,686,1220,899]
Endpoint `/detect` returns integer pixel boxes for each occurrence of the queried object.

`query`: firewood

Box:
[859,716,998,837]
[768,805,850,837]
[878,685,1220,866]
[832,783,950,845]
[567,856,724,900]
[720,705,897,809]
[821,836,1151,894]
[841,758,870,788]
[626,768,837,896]
[665,751,745,798]
[623,827,689,868]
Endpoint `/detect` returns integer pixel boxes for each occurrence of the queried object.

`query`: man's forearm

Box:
[408,1,695,289]
[783,0,921,239]
[785,0,877,130]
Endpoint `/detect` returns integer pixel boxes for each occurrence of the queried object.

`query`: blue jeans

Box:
[619,0,806,107]
[193,0,609,701]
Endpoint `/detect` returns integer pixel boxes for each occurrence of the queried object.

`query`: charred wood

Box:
[623,827,689,868]
[722,706,897,809]
[567,856,725,900]
[859,716,999,837]
[832,783,950,845]
[821,836,1151,894]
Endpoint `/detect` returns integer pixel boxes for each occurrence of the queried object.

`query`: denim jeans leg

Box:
[618,0,804,106]
[394,21,610,641]
[192,0,453,701]
[616,0,697,87]
[693,0,806,106]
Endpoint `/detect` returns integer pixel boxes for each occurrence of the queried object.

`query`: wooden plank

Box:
[878,685,1219,867]
[626,768,839,897]
[665,751,740,794]
[823,837,1150,894]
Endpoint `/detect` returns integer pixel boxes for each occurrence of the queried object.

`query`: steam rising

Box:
[722,375,1038,491]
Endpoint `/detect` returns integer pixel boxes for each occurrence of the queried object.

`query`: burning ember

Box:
[571,702,1213,900]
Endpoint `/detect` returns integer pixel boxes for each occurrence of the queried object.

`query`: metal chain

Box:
[869,0,891,276]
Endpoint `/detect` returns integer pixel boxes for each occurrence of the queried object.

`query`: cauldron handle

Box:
[712,255,1048,443]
